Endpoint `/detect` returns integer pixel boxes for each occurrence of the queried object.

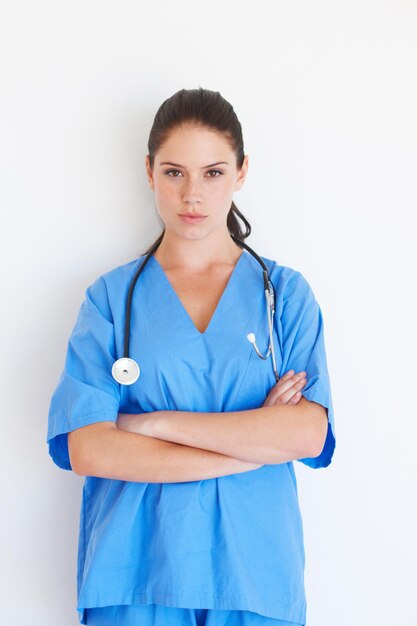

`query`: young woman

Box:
[47,87,336,626]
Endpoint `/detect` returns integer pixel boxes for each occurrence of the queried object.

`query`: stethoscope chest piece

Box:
[112,357,140,385]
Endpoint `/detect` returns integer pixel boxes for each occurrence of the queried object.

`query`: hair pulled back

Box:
[143,87,251,255]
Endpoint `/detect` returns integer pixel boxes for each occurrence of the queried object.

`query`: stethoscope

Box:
[111,235,279,386]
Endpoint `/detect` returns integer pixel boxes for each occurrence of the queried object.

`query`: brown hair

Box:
[143,87,251,255]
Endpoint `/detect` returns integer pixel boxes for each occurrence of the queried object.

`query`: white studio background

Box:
[1,1,416,624]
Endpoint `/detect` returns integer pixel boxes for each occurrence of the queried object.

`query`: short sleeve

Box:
[279,271,336,469]
[46,276,121,471]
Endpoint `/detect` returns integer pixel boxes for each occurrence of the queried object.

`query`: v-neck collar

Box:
[149,249,248,337]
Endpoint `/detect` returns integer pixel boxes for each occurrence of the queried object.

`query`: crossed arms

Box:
[117,397,327,465]
[68,396,328,483]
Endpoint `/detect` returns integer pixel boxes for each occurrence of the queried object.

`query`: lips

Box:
[178,213,207,218]
[178,213,208,224]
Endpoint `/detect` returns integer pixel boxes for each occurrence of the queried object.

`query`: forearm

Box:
[141,398,326,465]
[73,424,262,483]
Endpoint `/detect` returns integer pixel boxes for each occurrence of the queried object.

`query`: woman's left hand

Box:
[263,370,307,407]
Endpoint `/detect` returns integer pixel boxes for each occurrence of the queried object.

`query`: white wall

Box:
[1,1,416,624]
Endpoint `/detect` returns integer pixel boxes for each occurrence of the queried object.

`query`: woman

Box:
[47,87,336,626]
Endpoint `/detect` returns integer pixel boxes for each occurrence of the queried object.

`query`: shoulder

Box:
[256,253,316,306]
[83,254,146,322]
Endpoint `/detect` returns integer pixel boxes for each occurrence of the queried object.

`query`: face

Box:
[145,124,249,241]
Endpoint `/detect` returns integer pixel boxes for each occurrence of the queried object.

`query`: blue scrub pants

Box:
[85,604,304,625]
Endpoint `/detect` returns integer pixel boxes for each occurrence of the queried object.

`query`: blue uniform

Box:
[46,250,336,625]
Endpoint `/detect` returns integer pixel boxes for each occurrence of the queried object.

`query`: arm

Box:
[119,397,328,465]
[68,421,263,483]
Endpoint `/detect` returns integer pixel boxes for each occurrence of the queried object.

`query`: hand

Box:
[263,370,307,407]
[116,412,156,436]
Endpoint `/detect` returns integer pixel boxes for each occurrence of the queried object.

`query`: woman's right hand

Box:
[263,370,307,407]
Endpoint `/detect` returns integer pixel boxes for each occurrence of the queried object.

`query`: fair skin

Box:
[117,123,327,463]
[145,122,248,273]
[68,123,328,480]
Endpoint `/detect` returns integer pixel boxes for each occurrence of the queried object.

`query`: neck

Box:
[153,229,243,272]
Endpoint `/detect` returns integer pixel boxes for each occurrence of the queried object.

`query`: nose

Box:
[182,176,203,206]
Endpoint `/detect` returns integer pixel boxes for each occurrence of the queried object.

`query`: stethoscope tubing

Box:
[112,235,279,385]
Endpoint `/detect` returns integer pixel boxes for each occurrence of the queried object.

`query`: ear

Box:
[145,155,155,190]
[234,154,249,191]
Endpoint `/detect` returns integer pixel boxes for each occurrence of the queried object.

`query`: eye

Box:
[206,169,223,178]
[163,169,223,178]
[164,169,183,177]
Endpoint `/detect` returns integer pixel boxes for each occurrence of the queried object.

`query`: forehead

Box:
[156,124,233,161]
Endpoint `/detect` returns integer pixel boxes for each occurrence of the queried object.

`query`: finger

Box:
[264,384,303,407]
[273,378,307,405]
[264,372,306,406]
[274,373,306,397]
[279,371,306,386]
[287,391,303,405]
[281,369,295,379]
[273,374,305,398]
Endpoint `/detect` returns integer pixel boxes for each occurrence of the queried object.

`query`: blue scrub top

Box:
[47,249,336,626]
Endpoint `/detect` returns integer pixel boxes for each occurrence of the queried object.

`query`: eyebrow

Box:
[159,161,229,168]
